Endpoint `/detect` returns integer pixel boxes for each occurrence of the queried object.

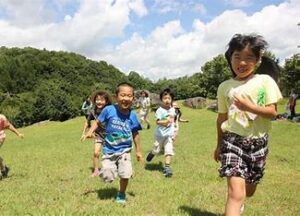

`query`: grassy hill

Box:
[0,102,299,215]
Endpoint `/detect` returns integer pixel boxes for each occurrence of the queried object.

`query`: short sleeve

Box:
[98,106,109,124]
[130,111,142,133]
[264,75,282,105]
[217,83,228,113]
[155,108,161,120]
[169,107,176,117]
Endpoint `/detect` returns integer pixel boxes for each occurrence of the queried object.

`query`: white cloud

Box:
[0,0,147,55]
[152,0,206,15]
[97,0,300,80]
[0,0,299,80]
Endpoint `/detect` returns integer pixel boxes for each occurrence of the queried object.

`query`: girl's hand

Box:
[136,152,143,162]
[80,134,86,142]
[214,147,220,162]
[233,94,254,112]
[81,133,94,141]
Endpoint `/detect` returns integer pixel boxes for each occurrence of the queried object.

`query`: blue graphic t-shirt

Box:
[98,105,142,158]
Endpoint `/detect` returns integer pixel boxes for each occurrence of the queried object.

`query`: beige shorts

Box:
[152,136,174,156]
[100,152,133,183]
[139,109,149,121]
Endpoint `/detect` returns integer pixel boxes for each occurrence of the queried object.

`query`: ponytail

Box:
[256,56,280,82]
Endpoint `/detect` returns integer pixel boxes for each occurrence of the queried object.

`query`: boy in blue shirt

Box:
[84,82,143,204]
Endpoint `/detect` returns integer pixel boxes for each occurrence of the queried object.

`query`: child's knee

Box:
[93,152,100,158]
[228,187,245,202]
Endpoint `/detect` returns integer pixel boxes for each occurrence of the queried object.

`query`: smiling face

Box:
[231,46,259,80]
[116,85,134,113]
[94,95,107,109]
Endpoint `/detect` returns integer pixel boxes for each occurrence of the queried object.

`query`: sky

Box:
[0,0,299,80]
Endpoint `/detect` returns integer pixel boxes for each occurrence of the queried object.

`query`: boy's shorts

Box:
[152,136,174,156]
[139,109,149,121]
[0,130,6,146]
[219,132,268,185]
[100,152,132,183]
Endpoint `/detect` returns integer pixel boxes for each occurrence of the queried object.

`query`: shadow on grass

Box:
[144,161,163,172]
[179,206,223,216]
[97,187,118,200]
[82,187,118,200]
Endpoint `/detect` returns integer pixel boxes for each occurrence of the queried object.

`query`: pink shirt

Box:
[0,115,9,143]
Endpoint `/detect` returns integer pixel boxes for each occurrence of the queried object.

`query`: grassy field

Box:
[0,100,299,215]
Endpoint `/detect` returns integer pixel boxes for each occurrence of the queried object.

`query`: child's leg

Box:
[246,183,257,197]
[163,137,174,177]
[164,137,174,165]
[0,156,4,170]
[146,138,162,162]
[225,176,246,216]
[119,178,129,193]
[93,143,101,170]
[116,153,132,203]
[165,155,172,165]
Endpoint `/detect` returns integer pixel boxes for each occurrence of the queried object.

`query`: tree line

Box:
[0,46,299,127]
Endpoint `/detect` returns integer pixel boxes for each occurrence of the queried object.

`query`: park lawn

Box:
[0,101,299,215]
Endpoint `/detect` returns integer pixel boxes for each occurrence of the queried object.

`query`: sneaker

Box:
[146,152,155,162]
[163,166,173,177]
[147,124,150,129]
[91,168,100,177]
[1,166,10,178]
[115,192,126,204]
[240,204,245,214]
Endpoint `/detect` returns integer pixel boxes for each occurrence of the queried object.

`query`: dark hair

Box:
[115,82,134,95]
[256,56,280,82]
[92,90,112,106]
[159,88,175,101]
[225,34,268,76]
[140,90,149,97]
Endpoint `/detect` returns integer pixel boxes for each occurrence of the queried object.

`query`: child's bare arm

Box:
[133,132,143,161]
[214,113,227,162]
[7,122,24,138]
[156,116,174,127]
[80,121,89,139]
[81,121,99,141]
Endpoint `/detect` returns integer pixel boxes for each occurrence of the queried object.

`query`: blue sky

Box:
[0,0,299,80]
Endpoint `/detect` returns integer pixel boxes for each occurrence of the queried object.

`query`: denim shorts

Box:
[219,132,268,184]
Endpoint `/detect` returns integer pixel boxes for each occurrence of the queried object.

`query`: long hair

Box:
[225,33,268,77]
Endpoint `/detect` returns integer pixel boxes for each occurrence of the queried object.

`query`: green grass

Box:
[0,101,299,215]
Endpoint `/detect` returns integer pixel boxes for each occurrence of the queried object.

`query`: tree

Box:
[280,54,300,96]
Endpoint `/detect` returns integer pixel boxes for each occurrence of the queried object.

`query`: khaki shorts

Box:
[152,136,174,156]
[100,152,133,183]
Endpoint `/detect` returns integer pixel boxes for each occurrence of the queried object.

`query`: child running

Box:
[81,90,112,177]
[214,34,282,216]
[138,90,151,129]
[83,82,143,204]
[146,88,176,177]
[0,114,24,179]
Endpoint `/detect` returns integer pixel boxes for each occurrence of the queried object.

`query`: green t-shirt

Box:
[217,74,282,138]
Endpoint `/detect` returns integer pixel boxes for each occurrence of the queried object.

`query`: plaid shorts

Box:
[219,132,268,184]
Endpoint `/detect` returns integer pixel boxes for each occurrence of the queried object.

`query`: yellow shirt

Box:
[217,74,282,138]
